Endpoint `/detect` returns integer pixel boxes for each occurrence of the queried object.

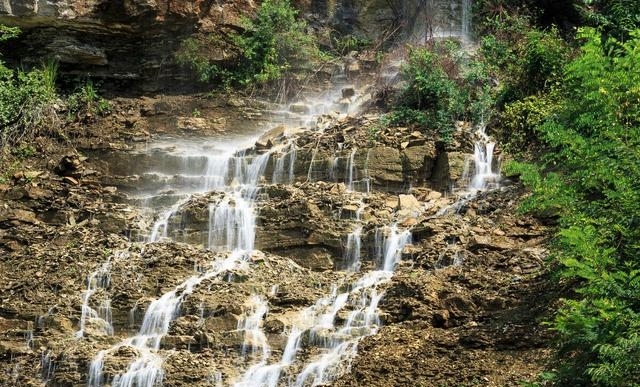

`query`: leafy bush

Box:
[389,40,495,142]
[175,36,233,86]
[480,24,569,105]
[0,59,59,146]
[576,0,640,41]
[66,79,111,121]
[176,0,324,89]
[508,28,640,386]
[498,92,562,155]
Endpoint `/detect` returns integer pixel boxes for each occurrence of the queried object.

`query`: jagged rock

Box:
[62,176,79,185]
[0,208,38,226]
[346,58,361,74]
[468,235,515,251]
[431,151,469,189]
[289,102,310,114]
[55,154,84,176]
[256,125,286,149]
[0,0,256,89]
[226,97,246,107]
[397,194,421,212]
[49,36,108,65]
[367,146,404,186]
[342,86,356,98]
[0,340,30,356]
[176,117,212,132]
[402,144,437,180]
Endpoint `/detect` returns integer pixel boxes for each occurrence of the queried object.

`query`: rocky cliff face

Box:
[0,0,405,91]
[0,0,255,91]
[0,91,553,386]
[0,0,470,91]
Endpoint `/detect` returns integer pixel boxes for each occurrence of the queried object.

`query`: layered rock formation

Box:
[0,89,552,386]
[0,0,254,90]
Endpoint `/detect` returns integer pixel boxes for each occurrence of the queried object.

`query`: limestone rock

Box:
[367,146,404,185]
[397,194,421,212]
[0,208,38,226]
[341,86,355,98]
[402,143,437,180]
[176,117,211,132]
[431,151,469,189]
[289,102,310,114]
[0,0,256,89]
[256,125,286,149]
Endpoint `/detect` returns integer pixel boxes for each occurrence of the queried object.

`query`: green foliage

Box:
[11,144,36,159]
[331,34,371,56]
[0,26,62,147]
[66,79,111,121]
[0,54,59,146]
[511,27,640,386]
[0,25,20,42]
[390,40,495,142]
[177,0,323,89]
[577,0,640,41]
[480,23,569,104]
[499,92,563,154]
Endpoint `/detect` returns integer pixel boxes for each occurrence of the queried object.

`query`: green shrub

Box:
[576,0,640,42]
[332,34,371,56]
[480,25,569,105]
[66,79,111,121]
[498,93,563,154]
[0,61,59,146]
[511,28,640,386]
[176,0,324,89]
[389,40,496,142]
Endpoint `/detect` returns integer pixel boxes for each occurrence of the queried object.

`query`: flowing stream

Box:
[76,3,496,385]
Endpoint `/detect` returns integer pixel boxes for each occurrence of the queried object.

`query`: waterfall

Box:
[346,148,357,191]
[227,225,412,387]
[87,136,272,386]
[238,296,270,359]
[77,6,490,382]
[272,140,297,184]
[88,251,248,387]
[75,261,113,338]
[343,226,362,271]
[469,125,499,191]
[406,0,473,43]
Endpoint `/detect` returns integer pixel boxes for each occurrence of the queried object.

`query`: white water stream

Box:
[81,105,497,387]
[77,5,498,384]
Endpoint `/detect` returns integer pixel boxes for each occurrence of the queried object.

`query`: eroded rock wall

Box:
[0,0,254,91]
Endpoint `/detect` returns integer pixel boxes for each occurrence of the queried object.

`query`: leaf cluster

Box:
[388,40,495,142]
[508,28,640,386]
[0,52,59,147]
[176,0,325,90]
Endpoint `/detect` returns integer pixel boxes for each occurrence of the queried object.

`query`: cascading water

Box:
[76,260,114,338]
[468,125,499,191]
[405,0,473,43]
[86,136,272,386]
[77,3,488,385]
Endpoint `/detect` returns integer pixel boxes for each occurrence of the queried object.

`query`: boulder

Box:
[289,102,311,114]
[402,143,437,180]
[367,146,404,186]
[175,117,211,132]
[430,151,469,189]
[397,194,421,212]
[341,86,356,98]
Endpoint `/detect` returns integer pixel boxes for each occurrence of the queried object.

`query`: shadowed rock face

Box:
[0,0,467,92]
[0,0,387,92]
[0,0,252,91]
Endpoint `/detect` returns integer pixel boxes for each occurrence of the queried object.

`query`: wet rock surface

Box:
[0,91,552,387]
